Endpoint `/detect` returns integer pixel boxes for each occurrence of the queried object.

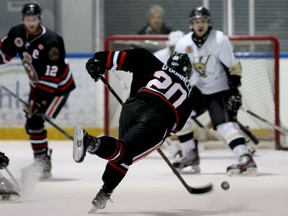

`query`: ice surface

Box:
[0,140,288,216]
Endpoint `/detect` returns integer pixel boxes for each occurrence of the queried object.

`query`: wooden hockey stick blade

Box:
[100,76,213,194]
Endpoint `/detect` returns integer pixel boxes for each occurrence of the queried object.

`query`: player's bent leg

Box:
[217,122,257,176]
[24,116,52,179]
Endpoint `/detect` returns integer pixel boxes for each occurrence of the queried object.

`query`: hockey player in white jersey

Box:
[173,6,257,175]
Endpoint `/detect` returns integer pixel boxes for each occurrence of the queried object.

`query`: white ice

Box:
[1,140,288,216]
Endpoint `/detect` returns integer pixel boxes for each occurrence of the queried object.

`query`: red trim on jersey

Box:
[111,140,125,163]
[107,162,127,175]
[58,65,70,80]
[106,139,121,160]
[106,51,113,68]
[139,88,179,126]
[34,83,55,93]
[58,76,75,91]
[46,96,62,117]
[133,142,162,163]
[117,51,127,70]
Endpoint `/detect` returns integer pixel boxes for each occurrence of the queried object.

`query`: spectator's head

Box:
[166,30,185,52]
[189,6,212,37]
[21,2,42,35]
[146,5,165,33]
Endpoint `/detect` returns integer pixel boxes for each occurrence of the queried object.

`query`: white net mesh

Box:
[104,35,284,148]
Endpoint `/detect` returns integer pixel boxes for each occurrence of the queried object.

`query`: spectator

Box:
[138,5,172,34]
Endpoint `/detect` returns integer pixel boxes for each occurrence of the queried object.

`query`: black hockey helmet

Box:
[167,52,192,79]
[22,2,42,17]
[189,6,212,28]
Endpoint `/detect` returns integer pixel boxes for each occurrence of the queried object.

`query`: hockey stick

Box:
[4,167,21,191]
[0,85,74,140]
[100,75,213,194]
[242,108,288,136]
[238,121,259,145]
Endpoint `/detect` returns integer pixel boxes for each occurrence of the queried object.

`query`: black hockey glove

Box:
[226,88,242,113]
[0,152,9,169]
[86,58,106,82]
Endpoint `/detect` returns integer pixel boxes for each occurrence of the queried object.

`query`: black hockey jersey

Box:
[94,48,193,133]
[0,24,75,96]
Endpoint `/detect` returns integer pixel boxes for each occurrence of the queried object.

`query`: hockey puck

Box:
[221,181,230,190]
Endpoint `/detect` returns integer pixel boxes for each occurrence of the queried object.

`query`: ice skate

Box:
[0,177,20,202]
[227,154,257,176]
[88,187,112,213]
[21,149,52,180]
[173,141,200,173]
[73,125,90,163]
[73,125,99,163]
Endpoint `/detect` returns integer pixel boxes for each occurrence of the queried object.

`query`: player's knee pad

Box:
[216,122,244,145]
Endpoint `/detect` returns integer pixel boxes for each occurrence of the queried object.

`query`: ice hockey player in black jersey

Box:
[73,48,193,211]
[0,2,76,178]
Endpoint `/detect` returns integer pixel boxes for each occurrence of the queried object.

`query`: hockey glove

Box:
[86,58,106,82]
[226,88,242,113]
[0,152,9,169]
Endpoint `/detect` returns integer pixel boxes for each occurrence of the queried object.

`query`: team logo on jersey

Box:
[38,44,44,51]
[193,55,211,77]
[49,47,59,60]
[14,37,23,47]
[185,45,193,53]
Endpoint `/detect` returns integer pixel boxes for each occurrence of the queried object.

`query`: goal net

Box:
[103,35,286,150]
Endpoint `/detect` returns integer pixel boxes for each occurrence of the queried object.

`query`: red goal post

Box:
[103,34,286,150]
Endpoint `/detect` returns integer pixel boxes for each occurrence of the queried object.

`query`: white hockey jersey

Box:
[153,47,171,64]
[175,30,240,95]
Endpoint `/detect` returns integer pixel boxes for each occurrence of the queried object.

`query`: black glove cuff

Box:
[228,75,241,89]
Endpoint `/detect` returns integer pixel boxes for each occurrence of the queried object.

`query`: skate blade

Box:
[176,165,201,175]
[227,167,258,176]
